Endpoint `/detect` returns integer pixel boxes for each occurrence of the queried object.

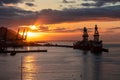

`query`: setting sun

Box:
[18,25,50,41]
[26,31,49,41]
[27,32,36,37]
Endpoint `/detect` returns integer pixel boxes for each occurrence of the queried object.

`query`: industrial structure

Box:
[0,27,47,55]
[73,25,108,52]
[0,27,28,54]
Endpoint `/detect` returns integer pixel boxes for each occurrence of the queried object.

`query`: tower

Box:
[82,27,89,42]
[94,25,99,42]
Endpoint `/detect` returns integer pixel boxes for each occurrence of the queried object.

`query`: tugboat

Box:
[73,25,108,53]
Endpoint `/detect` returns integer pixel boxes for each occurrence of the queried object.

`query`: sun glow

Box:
[18,25,49,41]
[29,25,38,30]
[26,31,50,41]
[19,31,45,41]
[27,32,36,37]
[26,32,42,41]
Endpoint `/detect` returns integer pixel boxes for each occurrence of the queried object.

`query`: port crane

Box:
[0,27,28,54]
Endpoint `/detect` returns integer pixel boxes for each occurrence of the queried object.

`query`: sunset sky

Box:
[0,0,120,42]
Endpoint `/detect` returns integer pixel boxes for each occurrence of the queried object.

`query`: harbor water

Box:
[0,42,120,80]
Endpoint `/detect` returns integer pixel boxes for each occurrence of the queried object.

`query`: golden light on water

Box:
[23,56,38,80]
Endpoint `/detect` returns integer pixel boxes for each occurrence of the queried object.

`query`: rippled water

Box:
[0,42,120,80]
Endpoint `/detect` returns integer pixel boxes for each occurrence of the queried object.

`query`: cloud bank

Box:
[0,5,120,27]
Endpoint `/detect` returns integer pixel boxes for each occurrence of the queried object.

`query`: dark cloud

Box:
[0,7,37,27]
[0,5,120,27]
[39,25,49,32]
[0,2,3,6]
[62,0,69,3]
[62,0,76,3]
[25,3,35,7]
[52,27,83,33]
[0,0,23,5]
[83,0,120,7]
[81,3,105,7]
[25,0,35,2]
[93,0,120,3]
[0,0,35,6]
[36,6,120,24]
[51,27,93,33]
[0,7,35,17]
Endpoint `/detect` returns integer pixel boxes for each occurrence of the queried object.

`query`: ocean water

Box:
[0,42,120,80]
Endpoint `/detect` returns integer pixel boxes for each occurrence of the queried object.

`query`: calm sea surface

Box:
[0,42,120,80]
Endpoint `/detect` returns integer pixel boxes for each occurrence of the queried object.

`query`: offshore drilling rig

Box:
[73,25,108,53]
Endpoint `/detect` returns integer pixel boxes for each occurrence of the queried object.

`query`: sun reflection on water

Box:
[22,55,38,80]
[27,46,30,51]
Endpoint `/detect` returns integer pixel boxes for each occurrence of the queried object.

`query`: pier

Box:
[2,49,47,53]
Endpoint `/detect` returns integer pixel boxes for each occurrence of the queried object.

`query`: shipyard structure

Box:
[73,25,108,53]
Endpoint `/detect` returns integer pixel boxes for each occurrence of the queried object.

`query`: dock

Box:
[47,44,73,48]
[1,49,47,54]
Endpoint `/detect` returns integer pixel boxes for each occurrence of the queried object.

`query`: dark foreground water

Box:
[0,42,120,80]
